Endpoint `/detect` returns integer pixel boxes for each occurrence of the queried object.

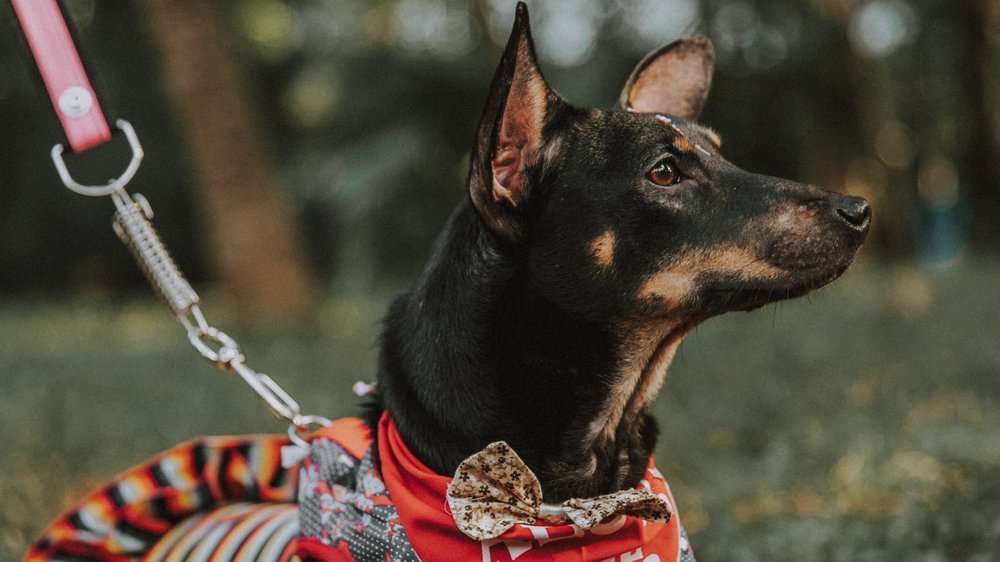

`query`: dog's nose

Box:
[833,195,871,232]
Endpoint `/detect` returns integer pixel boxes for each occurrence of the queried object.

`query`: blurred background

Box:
[0,0,998,559]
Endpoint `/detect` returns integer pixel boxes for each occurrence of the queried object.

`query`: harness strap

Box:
[9,0,111,152]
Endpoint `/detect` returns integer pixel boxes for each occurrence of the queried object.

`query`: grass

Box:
[1,259,999,560]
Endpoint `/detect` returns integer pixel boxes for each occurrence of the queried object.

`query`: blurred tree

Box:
[144,0,316,319]
[961,0,1000,251]
[3,0,999,301]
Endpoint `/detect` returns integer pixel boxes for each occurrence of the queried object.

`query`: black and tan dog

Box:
[373,3,869,503]
[29,3,869,561]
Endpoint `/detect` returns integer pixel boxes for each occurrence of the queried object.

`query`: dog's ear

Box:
[619,35,714,120]
[469,2,560,240]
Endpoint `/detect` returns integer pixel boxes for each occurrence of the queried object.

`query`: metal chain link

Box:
[53,119,329,435]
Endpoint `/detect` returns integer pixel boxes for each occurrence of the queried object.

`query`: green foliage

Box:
[657,258,1000,559]
[2,260,999,558]
[2,0,999,298]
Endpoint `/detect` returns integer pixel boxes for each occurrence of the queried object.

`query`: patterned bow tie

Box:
[446,441,672,540]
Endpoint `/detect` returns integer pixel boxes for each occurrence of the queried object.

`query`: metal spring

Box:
[113,193,200,315]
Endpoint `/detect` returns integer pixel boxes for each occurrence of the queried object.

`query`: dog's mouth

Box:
[637,238,863,316]
[699,254,857,312]
[697,201,869,313]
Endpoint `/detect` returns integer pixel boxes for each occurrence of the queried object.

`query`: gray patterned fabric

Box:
[298,437,421,561]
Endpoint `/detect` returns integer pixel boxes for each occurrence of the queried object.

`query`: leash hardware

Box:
[286,414,333,449]
[51,119,143,197]
[20,0,330,440]
[113,191,200,315]
[187,323,243,369]
[230,360,301,423]
[182,315,323,430]
[183,320,303,422]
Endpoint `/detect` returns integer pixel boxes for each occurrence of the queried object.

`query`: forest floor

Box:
[1,258,998,561]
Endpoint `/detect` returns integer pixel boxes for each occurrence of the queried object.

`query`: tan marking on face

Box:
[771,207,798,230]
[639,269,696,308]
[769,203,820,234]
[588,246,787,444]
[672,135,694,153]
[590,230,616,269]
[638,246,785,308]
[589,247,784,443]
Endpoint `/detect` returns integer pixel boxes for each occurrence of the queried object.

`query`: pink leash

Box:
[9,0,111,152]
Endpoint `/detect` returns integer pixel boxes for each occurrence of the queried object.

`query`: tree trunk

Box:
[962,0,1000,252]
[144,0,316,320]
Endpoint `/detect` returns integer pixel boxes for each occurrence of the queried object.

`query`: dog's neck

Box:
[377,204,689,502]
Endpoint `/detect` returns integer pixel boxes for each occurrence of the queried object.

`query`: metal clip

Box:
[287,414,333,449]
[187,325,243,369]
[51,119,143,197]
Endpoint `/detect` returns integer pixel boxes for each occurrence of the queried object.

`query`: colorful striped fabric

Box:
[145,502,298,561]
[27,416,695,561]
[26,435,297,562]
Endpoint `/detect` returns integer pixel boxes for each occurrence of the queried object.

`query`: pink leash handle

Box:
[9,0,112,152]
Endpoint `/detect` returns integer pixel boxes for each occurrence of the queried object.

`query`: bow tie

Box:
[446,441,672,540]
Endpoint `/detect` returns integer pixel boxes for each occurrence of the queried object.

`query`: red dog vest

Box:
[27,415,696,562]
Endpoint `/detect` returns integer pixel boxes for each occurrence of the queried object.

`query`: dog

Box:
[28,3,869,561]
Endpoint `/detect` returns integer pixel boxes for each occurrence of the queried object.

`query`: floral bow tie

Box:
[446,441,672,540]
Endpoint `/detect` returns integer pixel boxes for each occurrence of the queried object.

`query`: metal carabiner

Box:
[51,119,144,197]
[287,414,333,449]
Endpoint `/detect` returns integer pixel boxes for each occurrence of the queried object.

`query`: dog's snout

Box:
[833,195,871,232]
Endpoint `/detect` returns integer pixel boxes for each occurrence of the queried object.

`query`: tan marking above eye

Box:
[672,136,694,153]
[590,230,616,269]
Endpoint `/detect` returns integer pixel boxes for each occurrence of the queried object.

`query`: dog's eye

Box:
[647,160,680,187]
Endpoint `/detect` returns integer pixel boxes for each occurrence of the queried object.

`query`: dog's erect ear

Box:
[469,2,559,240]
[619,35,714,120]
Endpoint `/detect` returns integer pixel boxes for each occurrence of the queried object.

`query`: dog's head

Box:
[468,3,869,326]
